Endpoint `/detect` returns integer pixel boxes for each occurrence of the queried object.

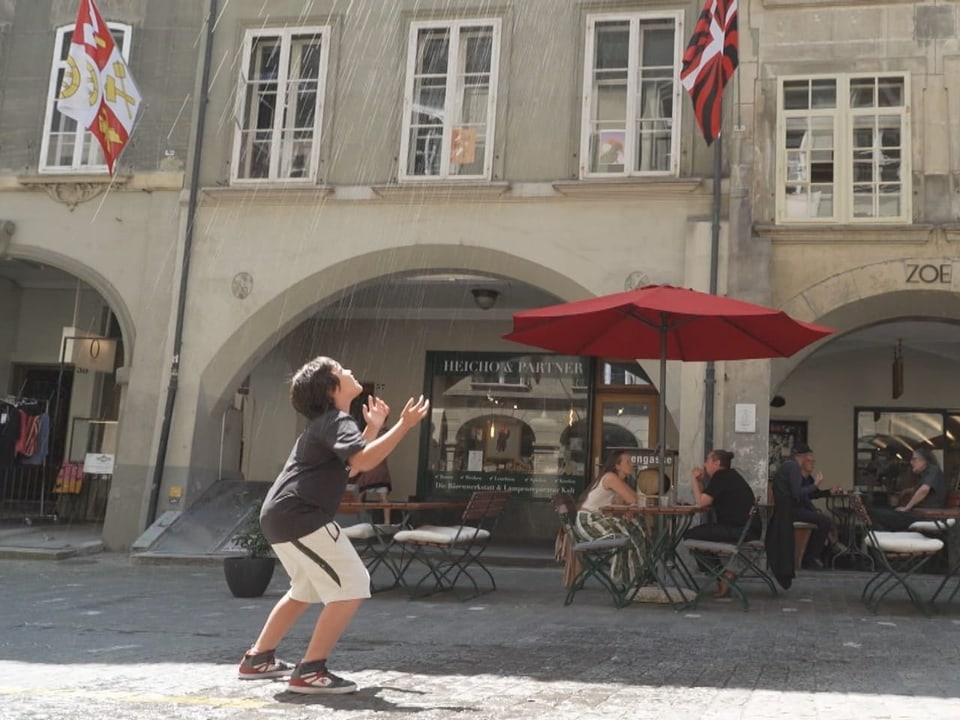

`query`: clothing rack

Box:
[0,394,55,521]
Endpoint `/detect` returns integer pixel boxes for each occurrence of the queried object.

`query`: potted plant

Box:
[223,499,276,598]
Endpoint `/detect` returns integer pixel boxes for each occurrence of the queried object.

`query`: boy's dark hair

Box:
[289,356,340,418]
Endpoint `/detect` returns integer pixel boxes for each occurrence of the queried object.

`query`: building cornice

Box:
[756,223,960,245]
[7,172,184,209]
[198,178,709,205]
[198,185,335,206]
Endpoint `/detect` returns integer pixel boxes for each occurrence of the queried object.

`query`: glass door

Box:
[590,391,658,482]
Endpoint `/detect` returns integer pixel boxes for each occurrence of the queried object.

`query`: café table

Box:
[825,493,874,570]
[337,500,467,592]
[602,502,707,610]
[911,507,960,607]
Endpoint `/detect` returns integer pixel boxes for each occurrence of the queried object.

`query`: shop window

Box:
[855,408,960,500]
[423,352,590,499]
[232,26,330,182]
[40,23,132,173]
[580,11,682,177]
[399,19,501,181]
[778,74,910,223]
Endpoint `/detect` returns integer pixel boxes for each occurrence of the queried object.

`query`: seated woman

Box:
[684,449,757,597]
[576,449,648,587]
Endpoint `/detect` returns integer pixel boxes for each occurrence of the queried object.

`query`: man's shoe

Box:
[288,660,358,695]
[801,558,824,570]
[238,649,295,679]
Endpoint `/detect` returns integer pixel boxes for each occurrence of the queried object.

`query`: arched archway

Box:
[198,245,592,417]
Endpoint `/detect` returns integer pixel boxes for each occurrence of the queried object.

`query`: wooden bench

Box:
[793,521,817,570]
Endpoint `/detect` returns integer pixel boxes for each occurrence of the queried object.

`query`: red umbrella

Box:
[503,285,835,493]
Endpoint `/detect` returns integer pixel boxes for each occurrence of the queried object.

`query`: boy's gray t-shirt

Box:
[259,409,366,544]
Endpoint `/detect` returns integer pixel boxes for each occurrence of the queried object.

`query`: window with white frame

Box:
[580,13,682,178]
[232,27,329,182]
[40,23,132,173]
[400,19,500,181]
[778,74,910,223]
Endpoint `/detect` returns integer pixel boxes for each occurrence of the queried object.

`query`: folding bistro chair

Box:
[342,520,402,592]
[680,505,778,611]
[552,494,630,608]
[393,490,509,601]
[853,494,943,616]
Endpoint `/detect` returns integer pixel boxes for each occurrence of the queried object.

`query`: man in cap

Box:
[773,442,842,569]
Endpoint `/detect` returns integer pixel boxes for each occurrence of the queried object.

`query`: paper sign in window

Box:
[451,127,477,165]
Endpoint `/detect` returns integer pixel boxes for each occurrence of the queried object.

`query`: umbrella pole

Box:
[658,322,667,498]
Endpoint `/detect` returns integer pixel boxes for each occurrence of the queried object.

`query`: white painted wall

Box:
[773,346,960,497]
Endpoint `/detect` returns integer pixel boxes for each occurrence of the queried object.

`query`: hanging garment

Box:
[0,403,21,468]
[22,413,51,465]
[15,410,41,458]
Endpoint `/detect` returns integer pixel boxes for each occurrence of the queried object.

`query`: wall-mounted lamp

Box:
[471,288,500,310]
[0,219,15,257]
[770,395,786,408]
[892,339,904,399]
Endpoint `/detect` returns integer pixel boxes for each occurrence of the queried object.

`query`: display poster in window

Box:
[422,351,591,499]
[451,127,477,165]
[769,420,808,476]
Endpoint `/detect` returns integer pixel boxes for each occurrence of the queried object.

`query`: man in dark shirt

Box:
[684,449,757,597]
[773,442,840,569]
[869,447,947,531]
[686,448,755,542]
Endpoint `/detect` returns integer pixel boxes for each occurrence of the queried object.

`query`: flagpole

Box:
[703,131,721,459]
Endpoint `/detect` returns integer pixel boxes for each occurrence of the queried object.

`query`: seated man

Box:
[869,447,947,531]
[773,442,842,569]
[684,449,757,596]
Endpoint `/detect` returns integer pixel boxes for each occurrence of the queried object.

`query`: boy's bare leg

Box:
[303,598,363,662]
[249,591,311,652]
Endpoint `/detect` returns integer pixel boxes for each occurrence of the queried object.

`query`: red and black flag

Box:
[680,0,739,145]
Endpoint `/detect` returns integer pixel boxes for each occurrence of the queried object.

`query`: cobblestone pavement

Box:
[2,553,960,719]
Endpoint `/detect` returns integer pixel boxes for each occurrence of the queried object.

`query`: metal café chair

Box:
[392,490,509,601]
[852,494,943,616]
[552,494,630,608]
[680,505,778,611]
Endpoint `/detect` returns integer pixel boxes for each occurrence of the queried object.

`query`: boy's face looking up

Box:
[331,362,363,406]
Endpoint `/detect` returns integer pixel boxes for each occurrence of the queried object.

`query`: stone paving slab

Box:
[1,554,960,719]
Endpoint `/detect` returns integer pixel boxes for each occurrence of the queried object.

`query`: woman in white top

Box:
[576,449,647,586]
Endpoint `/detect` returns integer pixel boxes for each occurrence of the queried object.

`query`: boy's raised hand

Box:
[363,395,390,430]
[398,395,430,428]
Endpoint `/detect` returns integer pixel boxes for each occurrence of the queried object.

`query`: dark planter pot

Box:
[223,556,276,598]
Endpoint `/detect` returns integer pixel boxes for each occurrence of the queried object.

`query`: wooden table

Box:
[602,503,707,610]
[338,500,465,526]
[912,507,960,606]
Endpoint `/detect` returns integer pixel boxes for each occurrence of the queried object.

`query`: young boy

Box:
[237,356,429,694]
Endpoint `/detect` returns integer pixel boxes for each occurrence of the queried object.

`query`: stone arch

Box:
[198,244,593,417]
[3,245,136,353]
[772,261,960,388]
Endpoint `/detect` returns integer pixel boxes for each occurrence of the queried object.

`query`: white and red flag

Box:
[57,0,141,174]
[680,0,739,145]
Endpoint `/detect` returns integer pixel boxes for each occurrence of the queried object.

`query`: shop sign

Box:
[83,452,115,475]
[430,471,579,499]
[904,262,952,284]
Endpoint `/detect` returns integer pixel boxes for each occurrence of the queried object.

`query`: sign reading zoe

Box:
[905,263,952,284]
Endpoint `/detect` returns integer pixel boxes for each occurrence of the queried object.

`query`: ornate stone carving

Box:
[38,182,110,209]
[624,271,651,291]
[17,175,131,210]
[231,272,254,299]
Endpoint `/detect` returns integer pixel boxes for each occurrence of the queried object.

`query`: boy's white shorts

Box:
[272,522,371,603]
